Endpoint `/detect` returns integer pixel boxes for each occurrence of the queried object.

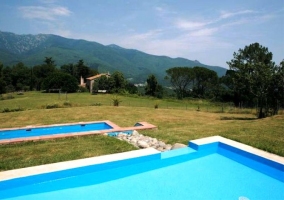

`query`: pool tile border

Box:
[0,121,157,145]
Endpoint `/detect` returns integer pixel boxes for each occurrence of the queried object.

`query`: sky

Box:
[0,0,283,68]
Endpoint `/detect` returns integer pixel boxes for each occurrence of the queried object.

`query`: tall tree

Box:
[145,74,163,98]
[227,43,275,118]
[108,71,126,93]
[11,62,31,91]
[165,67,194,99]
[42,72,78,93]
[44,57,55,67]
[192,66,218,98]
[0,62,6,94]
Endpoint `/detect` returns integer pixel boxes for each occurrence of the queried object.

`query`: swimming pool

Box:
[0,121,113,141]
[0,136,283,199]
[0,121,157,144]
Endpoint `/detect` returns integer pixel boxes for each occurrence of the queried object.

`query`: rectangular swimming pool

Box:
[0,121,113,141]
[0,136,283,199]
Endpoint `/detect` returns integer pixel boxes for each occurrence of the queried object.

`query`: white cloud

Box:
[189,28,218,37]
[175,19,207,30]
[19,5,71,21]
[220,10,255,19]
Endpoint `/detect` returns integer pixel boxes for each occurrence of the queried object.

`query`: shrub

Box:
[45,103,60,109]
[63,101,72,107]
[78,86,89,93]
[90,103,102,106]
[6,94,15,99]
[1,107,24,113]
[112,96,122,106]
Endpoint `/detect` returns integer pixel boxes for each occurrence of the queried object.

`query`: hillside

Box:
[0,31,227,84]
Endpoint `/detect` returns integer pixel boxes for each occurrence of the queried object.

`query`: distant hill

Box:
[0,31,227,84]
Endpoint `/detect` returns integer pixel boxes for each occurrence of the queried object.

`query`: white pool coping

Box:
[0,148,160,182]
[0,136,283,182]
[190,136,284,165]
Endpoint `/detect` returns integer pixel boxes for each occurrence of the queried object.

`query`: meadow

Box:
[0,91,283,171]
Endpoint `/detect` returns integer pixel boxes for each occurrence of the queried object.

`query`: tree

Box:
[227,43,275,118]
[192,67,218,98]
[145,74,163,98]
[97,75,110,91]
[0,62,6,94]
[42,72,79,93]
[44,57,55,67]
[125,82,138,94]
[10,62,31,91]
[60,63,77,77]
[108,71,126,93]
[267,60,284,114]
[165,67,194,99]
[33,58,57,90]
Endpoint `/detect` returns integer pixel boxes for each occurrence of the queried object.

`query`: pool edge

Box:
[0,148,160,182]
[189,136,284,165]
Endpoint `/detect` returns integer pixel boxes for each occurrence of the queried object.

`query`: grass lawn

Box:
[0,92,283,171]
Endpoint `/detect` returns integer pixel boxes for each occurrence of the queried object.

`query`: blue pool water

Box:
[0,122,113,140]
[0,141,283,199]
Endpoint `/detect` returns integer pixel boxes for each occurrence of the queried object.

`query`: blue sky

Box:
[0,0,283,68]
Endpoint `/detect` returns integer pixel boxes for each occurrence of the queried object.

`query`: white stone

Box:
[137,141,150,148]
[171,143,187,150]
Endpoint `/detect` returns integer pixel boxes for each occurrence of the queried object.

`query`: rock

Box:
[130,138,137,145]
[137,141,149,148]
[165,144,172,150]
[132,130,139,136]
[158,141,166,147]
[157,147,164,151]
[171,143,187,150]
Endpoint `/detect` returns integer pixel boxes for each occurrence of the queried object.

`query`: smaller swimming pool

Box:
[0,122,113,141]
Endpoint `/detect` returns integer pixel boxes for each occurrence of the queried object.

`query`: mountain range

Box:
[0,31,227,84]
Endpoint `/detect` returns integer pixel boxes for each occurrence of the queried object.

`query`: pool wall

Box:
[0,136,283,199]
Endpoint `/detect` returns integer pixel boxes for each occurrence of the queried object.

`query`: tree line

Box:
[0,43,283,118]
[165,43,283,118]
[0,58,96,93]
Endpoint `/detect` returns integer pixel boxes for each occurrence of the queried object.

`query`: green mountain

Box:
[0,31,227,84]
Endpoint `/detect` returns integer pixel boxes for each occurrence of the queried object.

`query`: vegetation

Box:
[145,74,163,98]
[42,72,79,92]
[227,43,284,118]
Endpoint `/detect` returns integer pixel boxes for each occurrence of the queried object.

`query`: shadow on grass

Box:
[220,116,257,120]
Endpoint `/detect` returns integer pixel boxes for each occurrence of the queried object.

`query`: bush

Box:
[7,94,15,99]
[1,107,24,113]
[45,103,60,109]
[112,96,122,106]
[63,101,72,107]
[90,103,102,106]
[78,86,89,93]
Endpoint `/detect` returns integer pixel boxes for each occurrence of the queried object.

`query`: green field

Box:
[0,92,283,171]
